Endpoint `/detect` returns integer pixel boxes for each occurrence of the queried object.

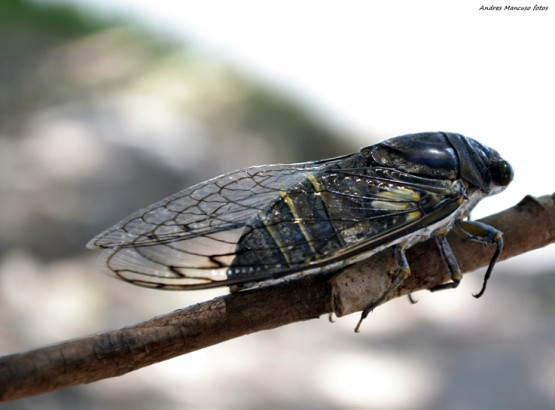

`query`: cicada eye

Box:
[492,160,514,187]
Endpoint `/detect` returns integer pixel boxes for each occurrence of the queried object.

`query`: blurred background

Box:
[1,0,554,408]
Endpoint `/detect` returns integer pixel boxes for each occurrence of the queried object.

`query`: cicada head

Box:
[443,132,514,195]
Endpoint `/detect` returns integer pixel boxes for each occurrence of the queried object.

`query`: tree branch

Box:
[1,193,554,402]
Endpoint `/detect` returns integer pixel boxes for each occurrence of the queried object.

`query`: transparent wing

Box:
[88,159,348,289]
[88,162,326,249]
[88,157,465,290]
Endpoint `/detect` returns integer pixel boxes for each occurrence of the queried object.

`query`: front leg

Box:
[430,221,504,297]
[456,220,504,298]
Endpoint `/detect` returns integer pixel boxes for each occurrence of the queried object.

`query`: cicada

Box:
[88,131,513,328]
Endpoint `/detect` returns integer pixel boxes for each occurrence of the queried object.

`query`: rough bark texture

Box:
[0,193,554,402]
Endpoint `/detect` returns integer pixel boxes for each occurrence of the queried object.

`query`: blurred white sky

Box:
[57,0,554,231]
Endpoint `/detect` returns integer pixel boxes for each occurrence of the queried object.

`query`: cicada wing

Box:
[101,228,246,289]
[88,157,358,288]
[87,161,330,250]
[89,158,466,290]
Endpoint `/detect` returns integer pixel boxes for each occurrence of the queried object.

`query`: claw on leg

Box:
[407,293,418,304]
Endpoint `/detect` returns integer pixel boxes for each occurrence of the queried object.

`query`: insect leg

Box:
[407,294,418,304]
[429,235,462,292]
[355,245,411,333]
[456,220,504,298]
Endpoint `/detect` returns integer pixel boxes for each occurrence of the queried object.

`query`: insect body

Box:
[88,132,513,327]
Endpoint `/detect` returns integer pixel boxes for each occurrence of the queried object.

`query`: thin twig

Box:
[0,194,554,402]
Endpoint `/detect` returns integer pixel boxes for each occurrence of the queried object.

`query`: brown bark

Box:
[0,193,554,402]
